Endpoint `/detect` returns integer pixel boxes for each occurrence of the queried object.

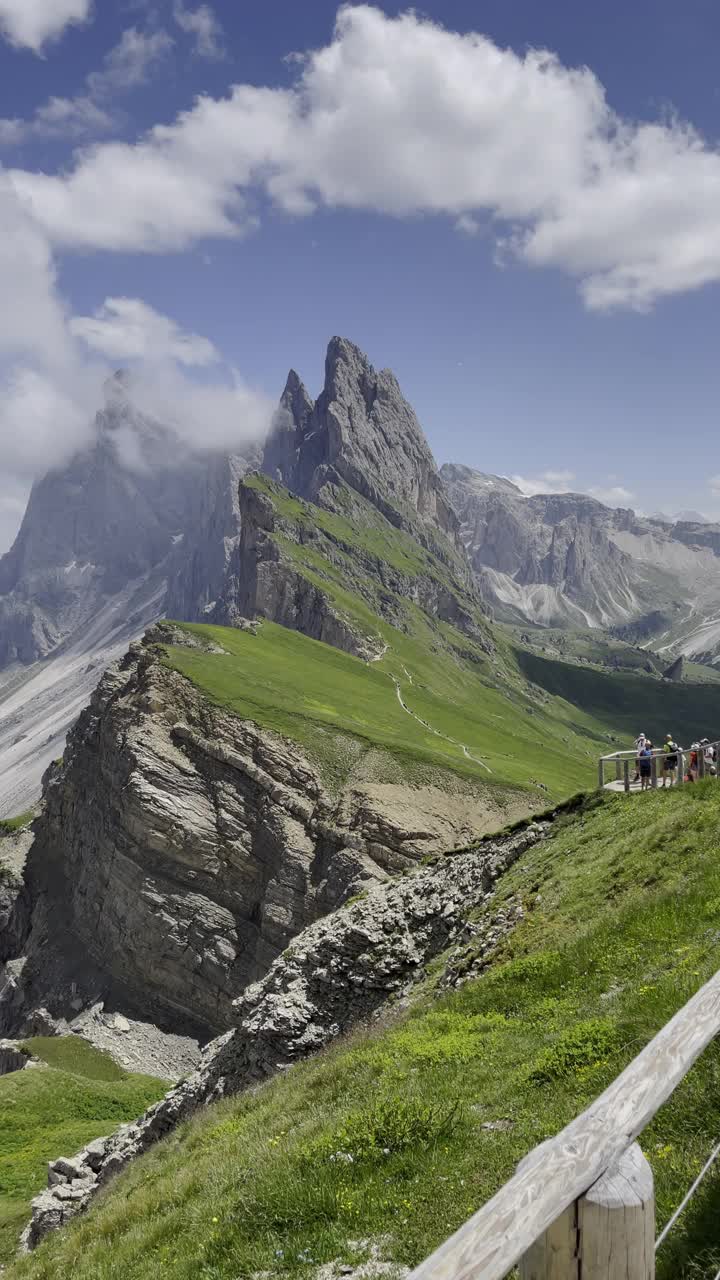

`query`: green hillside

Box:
[162,473,720,811]
[0,1039,167,1266]
[11,783,720,1280]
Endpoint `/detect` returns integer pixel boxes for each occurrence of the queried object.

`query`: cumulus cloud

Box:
[173,1,224,59]
[0,177,273,553]
[0,27,173,146]
[71,297,220,367]
[0,0,92,52]
[7,4,720,308]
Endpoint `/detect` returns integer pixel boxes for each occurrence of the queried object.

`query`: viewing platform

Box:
[598,741,719,792]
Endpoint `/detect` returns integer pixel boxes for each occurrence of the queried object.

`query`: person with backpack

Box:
[662,735,679,787]
[639,744,653,791]
[633,732,647,783]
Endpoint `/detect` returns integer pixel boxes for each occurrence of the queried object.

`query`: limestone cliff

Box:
[2,625,506,1046]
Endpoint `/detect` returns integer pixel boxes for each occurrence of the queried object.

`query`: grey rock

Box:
[0,375,257,818]
[264,338,460,544]
[9,629,485,1041]
[21,820,548,1246]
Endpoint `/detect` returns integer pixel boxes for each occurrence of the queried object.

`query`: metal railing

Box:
[598,740,720,792]
[409,968,720,1280]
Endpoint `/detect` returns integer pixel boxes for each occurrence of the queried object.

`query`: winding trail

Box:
[389,672,493,774]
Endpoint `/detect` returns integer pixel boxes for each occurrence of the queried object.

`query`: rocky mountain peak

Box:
[262,336,459,541]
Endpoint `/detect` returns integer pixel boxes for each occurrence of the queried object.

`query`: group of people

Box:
[634,732,717,791]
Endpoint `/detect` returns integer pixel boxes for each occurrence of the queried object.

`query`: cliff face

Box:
[22,816,549,1249]
[264,337,461,545]
[0,382,257,817]
[4,625,503,1044]
[441,464,685,629]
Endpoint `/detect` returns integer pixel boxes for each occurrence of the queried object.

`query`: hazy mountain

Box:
[441,463,720,662]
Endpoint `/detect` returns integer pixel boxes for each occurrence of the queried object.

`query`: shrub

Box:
[528,1019,619,1084]
[300,1097,460,1166]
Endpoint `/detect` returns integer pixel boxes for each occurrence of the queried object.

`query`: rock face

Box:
[0,377,257,816]
[21,818,549,1250]
[441,464,720,645]
[3,625,506,1046]
[264,338,460,543]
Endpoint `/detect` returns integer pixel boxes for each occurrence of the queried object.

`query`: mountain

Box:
[264,337,460,543]
[0,376,258,817]
[441,463,720,660]
[7,338,720,1266]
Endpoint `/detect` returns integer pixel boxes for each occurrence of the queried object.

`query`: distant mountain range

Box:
[1,341,720,814]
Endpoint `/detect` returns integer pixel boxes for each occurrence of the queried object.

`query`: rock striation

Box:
[22,818,549,1249]
[2,624,506,1047]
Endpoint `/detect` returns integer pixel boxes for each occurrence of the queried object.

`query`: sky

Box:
[2,0,720,550]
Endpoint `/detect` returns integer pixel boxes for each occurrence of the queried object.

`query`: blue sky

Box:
[1,0,720,550]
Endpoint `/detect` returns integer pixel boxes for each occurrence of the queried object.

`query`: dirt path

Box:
[389,673,492,774]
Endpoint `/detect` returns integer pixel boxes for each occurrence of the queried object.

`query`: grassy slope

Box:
[0,1039,167,1266]
[0,813,34,833]
[11,782,720,1280]
[165,473,720,806]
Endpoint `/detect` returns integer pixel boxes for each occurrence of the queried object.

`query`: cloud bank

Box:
[7,4,720,309]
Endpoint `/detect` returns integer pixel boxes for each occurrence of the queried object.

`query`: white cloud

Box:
[8,4,720,308]
[0,97,113,146]
[173,1,224,59]
[0,27,172,146]
[71,297,220,367]
[87,26,174,96]
[511,470,576,497]
[0,177,273,551]
[710,476,720,499]
[455,214,480,236]
[587,484,635,507]
[0,0,91,52]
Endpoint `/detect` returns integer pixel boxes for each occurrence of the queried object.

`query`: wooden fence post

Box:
[578,1143,654,1279]
[624,760,630,793]
[519,1144,654,1280]
[677,750,684,785]
[699,750,706,780]
[651,756,658,789]
[598,758,605,789]
[518,1203,577,1278]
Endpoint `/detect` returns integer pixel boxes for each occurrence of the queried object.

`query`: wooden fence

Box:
[597,740,720,793]
[409,967,720,1280]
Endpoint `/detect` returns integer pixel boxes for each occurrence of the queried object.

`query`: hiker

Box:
[639,744,653,791]
[633,731,647,783]
[699,738,717,776]
[687,743,699,782]
[662,735,679,787]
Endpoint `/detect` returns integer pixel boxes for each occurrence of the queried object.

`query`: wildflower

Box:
[212,1216,219,1224]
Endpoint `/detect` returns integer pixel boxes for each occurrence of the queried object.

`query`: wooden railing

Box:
[597,740,720,792]
[409,968,720,1280]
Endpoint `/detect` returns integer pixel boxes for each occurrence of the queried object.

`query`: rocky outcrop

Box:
[0,1038,36,1075]
[0,826,32,962]
[3,624,509,1046]
[215,471,491,661]
[22,818,549,1250]
[264,338,461,547]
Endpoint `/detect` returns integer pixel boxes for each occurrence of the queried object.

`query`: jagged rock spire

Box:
[261,337,459,541]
